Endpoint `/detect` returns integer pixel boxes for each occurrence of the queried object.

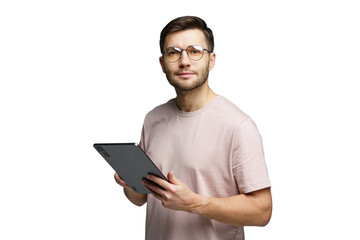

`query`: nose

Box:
[178,50,191,67]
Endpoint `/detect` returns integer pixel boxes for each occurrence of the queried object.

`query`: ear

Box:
[209,52,216,70]
[159,56,166,73]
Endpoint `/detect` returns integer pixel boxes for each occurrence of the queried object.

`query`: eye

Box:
[168,50,178,55]
[166,48,181,56]
[189,46,203,54]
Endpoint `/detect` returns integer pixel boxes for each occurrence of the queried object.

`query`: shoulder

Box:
[210,96,251,126]
[144,98,176,124]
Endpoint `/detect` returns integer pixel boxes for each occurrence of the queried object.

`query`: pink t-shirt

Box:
[140,96,271,240]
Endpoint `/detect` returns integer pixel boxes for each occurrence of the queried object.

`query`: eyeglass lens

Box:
[164,46,205,62]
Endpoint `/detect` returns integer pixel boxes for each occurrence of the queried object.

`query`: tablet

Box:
[93,143,168,194]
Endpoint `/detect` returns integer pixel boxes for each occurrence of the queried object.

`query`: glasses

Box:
[162,45,212,63]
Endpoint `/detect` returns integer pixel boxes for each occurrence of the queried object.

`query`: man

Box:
[115,16,272,239]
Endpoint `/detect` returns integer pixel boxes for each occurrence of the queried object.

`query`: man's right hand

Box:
[114,172,148,206]
[114,172,131,190]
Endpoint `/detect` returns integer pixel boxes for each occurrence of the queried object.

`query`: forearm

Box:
[143,173,272,226]
[123,188,147,206]
[191,188,272,226]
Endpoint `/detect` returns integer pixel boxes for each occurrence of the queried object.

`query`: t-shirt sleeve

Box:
[232,118,271,194]
[139,113,151,152]
[139,124,146,151]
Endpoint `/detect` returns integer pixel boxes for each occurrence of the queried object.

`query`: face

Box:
[160,29,215,92]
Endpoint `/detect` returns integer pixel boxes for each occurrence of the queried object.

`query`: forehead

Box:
[164,29,207,49]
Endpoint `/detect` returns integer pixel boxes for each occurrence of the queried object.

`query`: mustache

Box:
[174,70,197,75]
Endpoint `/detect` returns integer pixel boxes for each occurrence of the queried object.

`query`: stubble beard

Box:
[165,63,210,92]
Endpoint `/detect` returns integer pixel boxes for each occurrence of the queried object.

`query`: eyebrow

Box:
[166,45,203,49]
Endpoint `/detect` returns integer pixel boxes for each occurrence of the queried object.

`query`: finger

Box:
[167,171,181,185]
[114,172,121,181]
[114,173,122,183]
[142,178,168,198]
[114,173,127,187]
[146,174,173,190]
[144,185,163,200]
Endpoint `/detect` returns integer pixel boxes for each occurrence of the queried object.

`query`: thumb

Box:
[168,171,181,184]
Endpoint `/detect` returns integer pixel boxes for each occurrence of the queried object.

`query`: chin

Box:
[172,80,207,92]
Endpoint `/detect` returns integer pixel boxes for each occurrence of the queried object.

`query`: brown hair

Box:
[160,16,214,53]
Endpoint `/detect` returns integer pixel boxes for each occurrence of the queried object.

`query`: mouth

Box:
[176,72,195,78]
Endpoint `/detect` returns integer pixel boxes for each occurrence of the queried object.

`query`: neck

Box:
[175,81,217,112]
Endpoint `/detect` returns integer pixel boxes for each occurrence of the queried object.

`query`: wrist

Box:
[188,193,210,215]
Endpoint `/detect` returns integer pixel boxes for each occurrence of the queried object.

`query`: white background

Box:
[1,0,359,239]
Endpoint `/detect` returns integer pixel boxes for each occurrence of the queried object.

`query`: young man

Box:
[115,16,272,240]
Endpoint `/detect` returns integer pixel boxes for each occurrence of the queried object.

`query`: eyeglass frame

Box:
[161,45,212,63]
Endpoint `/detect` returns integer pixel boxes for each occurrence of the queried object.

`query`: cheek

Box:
[163,63,177,74]
[160,58,166,73]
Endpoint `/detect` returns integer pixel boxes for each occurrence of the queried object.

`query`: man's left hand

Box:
[142,171,202,212]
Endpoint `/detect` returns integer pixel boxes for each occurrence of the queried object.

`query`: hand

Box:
[142,171,201,212]
[114,173,132,191]
[114,172,148,206]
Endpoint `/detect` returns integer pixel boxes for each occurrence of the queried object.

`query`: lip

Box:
[177,72,194,78]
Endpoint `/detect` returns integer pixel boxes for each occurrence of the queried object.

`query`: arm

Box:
[143,171,272,226]
[114,173,147,206]
[195,187,272,226]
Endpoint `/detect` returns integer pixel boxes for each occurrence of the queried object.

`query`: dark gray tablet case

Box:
[93,143,167,194]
